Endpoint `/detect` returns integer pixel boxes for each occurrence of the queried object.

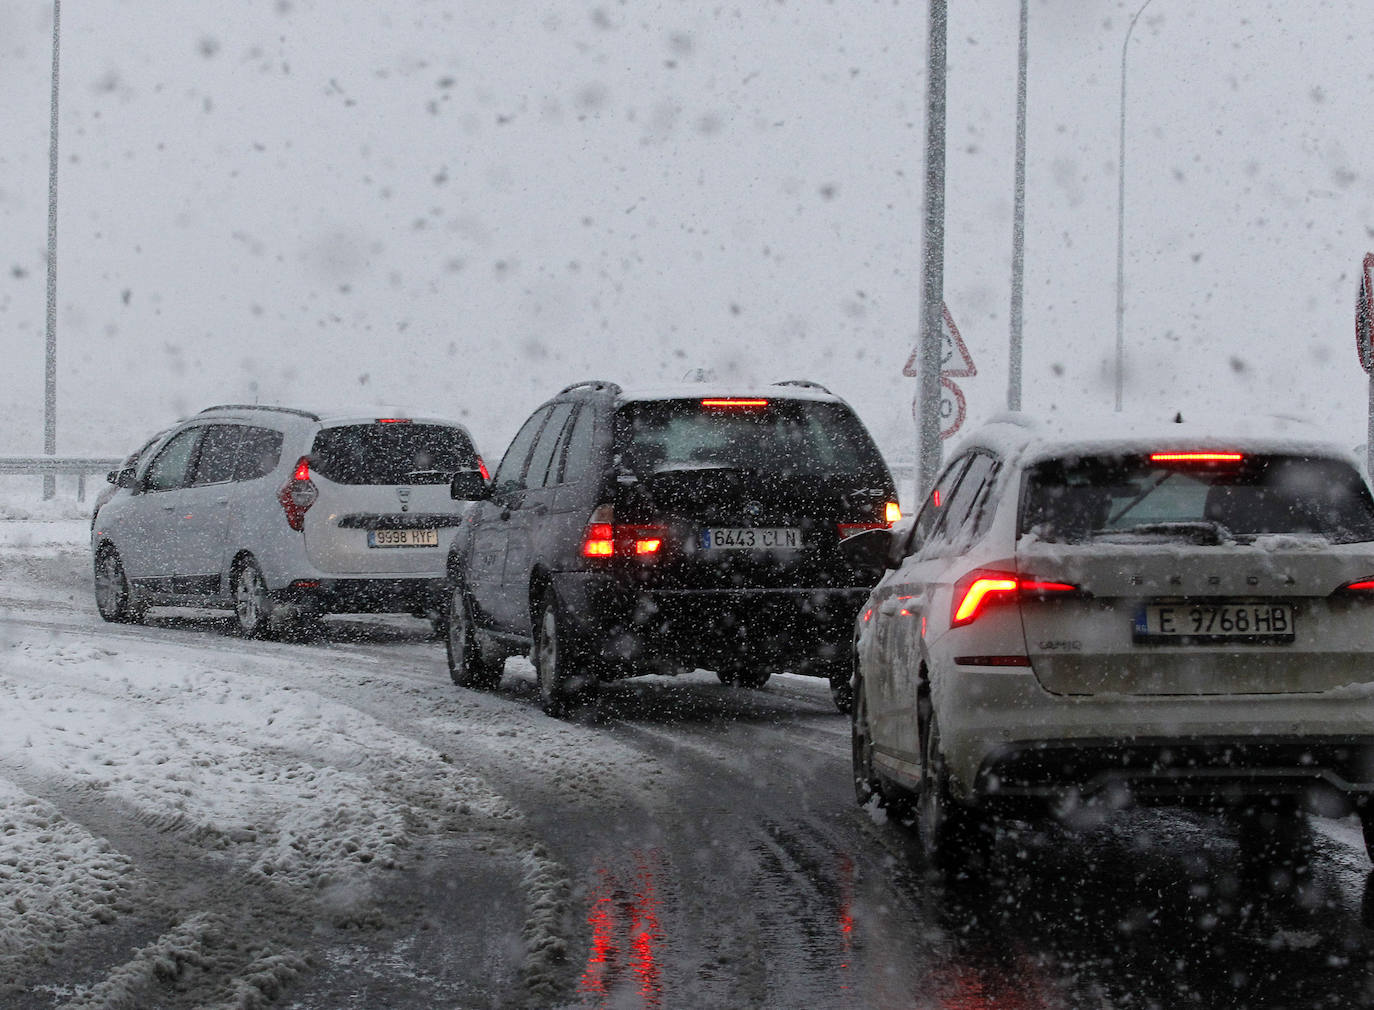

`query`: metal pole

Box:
[43,0,61,499]
[1007,0,1028,412]
[916,0,948,498]
[1115,0,1155,413]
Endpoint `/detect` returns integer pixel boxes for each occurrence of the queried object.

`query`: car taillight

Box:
[951,570,1080,627]
[581,506,665,559]
[278,456,318,531]
[1337,578,1374,593]
[700,398,768,409]
[477,456,490,481]
[1149,451,1243,464]
[838,500,903,539]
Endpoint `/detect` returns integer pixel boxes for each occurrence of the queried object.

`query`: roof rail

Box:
[771,379,833,395]
[198,404,322,421]
[557,380,622,397]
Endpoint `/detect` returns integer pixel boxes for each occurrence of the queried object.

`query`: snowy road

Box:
[3,520,1374,1008]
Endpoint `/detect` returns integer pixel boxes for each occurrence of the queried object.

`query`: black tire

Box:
[231,557,275,639]
[1234,798,1310,870]
[93,547,143,624]
[850,673,912,818]
[445,581,501,690]
[1362,804,1374,865]
[917,716,992,874]
[534,591,597,717]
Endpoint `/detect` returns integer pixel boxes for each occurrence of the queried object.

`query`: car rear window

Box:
[309,423,477,485]
[614,398,890,482]
[1020,453,1374,544]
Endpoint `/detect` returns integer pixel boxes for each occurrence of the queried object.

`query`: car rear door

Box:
[1015,451,1374,696]
[301,420,476,577]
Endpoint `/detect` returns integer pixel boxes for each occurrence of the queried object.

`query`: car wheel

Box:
[851,673,884,806]
[232,558,275,639]
[1234,798,1309,871]
[735,667,771,690]
[534,591,596,717]
[445,581,501,690]
[917,715,991,874]
[93,547,143,624]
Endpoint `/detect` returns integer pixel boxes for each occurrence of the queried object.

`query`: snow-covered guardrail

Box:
[0,455,122,501]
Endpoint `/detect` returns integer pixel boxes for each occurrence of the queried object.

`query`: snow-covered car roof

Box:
[195,404,472,429]
[615,381,842,405]
[949,411,1361,468]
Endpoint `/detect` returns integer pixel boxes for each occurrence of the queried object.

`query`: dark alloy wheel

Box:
[445,581,501,690]
[916,716,992,875]
[534,591,597,717]
[94,547,143,624]
[232,558,275,639]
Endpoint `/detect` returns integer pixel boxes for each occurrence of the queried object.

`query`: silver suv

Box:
[92,405,484,636]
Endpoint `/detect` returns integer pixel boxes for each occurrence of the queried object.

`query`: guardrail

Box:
[0,455,122,501]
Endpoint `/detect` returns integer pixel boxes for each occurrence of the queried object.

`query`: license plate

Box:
[368,528,439,548]
[699,527,802,550]
[1134,602,1295,642]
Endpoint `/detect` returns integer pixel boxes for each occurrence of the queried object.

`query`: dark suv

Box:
[442,380,899,714]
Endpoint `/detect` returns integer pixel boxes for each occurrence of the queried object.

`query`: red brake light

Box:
[952,575,1020,626]
[376,418,411,424]
[583,522,615,557]
[700,398,769,409]
[581,507,666,559]
[951,571,1080,627]
[1150,452,1243,463]
[932,489,942,508]
[1340,579,1374,592]
[278,456,318,531]
[477,457,491,481]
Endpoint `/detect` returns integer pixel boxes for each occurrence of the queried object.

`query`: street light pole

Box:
[1007,0,1028,412]
[916,0,948,498]
[43,0,61,499]
[1115,0,1155,413]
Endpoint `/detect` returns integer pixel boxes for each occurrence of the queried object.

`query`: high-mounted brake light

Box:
[1150,452,1243,463]
[951,571,1080,627]
[278,457,318,531]
[376,418,412,424]
[700,398,769,408]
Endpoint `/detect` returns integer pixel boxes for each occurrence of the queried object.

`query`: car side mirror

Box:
[450,469,490,501]
[109,467,137,489]
[838,526,896,582]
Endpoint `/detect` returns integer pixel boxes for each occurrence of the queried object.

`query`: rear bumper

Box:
[935,665,1374,808]
[554,572,867,674]
[278,576,445,615]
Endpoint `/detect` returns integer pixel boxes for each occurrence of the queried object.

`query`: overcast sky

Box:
[1,0,1372,461]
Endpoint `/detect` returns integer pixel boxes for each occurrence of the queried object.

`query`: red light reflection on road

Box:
[579,851,665,1007]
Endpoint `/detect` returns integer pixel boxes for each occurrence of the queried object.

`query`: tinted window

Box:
[931,452,996,548]
[235,426,284,481]
[614,399,889,481]
[190,425,244,485]
[525,402,575,489]
[493,407,551,491]
[558,405,597,484]
[904,455,969,556]
[1021,453,1374,544]
[309,423,476,485]
[143,428,202,492]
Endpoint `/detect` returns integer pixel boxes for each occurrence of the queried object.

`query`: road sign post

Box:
[906,303,977,441]
[1359,253,1374,478]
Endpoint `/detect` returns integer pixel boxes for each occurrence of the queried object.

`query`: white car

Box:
[92,405,485,637]
[844,413,1374,872]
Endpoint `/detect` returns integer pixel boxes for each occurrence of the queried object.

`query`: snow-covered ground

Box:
[4,488,1374,1009]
